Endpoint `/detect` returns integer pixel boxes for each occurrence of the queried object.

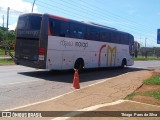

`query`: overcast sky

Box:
[0,0,160,47]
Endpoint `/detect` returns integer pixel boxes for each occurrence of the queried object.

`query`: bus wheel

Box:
[74,58,84,70]
[121,59,127,68]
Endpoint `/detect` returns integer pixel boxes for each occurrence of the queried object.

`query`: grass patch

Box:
[125,93,136,100]
[143,75,160,85]
[141,91,160,100]
[126,74,160,102]
[0,58,14,65]
[0,51,14,56]
[0,49,4,52]
[135,56,160,61]
[126,91,160,100]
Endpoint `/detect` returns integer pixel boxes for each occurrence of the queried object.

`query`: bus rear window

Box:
[17,15,42,30]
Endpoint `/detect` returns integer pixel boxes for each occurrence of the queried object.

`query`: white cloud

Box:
[0,0,39,30]
[0,0,38,13]
[9,23,17,30]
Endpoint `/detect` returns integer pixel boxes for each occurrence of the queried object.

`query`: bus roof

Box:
[19,13,133,36]
[19,13,42,17]
[46,13,133,36]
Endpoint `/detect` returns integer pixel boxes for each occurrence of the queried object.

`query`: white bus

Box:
[14,13,134,70]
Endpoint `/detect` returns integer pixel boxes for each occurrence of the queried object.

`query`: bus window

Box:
[119,34,123,44]
[28,16,42,30]
[115,32,120,44]
[125,35,129,45]
[49,19,61,36]
[70,23,85,39]
[17,15,42,30]
[100,30,110,42]
[86,26,100,41]
[49,19,70,37]
[129,35,134,56]
[17,17,27,30]
[110,32,115,43]
[120,34,129,45]
[60,22,70,37]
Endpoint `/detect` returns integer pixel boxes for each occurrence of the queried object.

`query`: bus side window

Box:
[100,30,110,42]
[106,31,111,42]
[111,31,119,43]
[70,23,77,38]
[121,34,128,45]
[60,21,70,37]
[86,26,100,41]
[94,28,100,41]
[119,34,123,44]
[70,23,85,39]
[49,19,61,36]
[125,35,129,45]
[129,35,134,55]
[115,32,120,44]
[110,32,115,43]
[77,24,86,39]
[121,34,125,44]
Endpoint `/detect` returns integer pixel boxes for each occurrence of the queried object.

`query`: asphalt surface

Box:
[0,61,160,111]
[131,60,160,68]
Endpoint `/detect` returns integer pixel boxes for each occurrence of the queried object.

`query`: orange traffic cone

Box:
[73,69,80,89]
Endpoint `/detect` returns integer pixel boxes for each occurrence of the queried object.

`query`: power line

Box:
[37,1,157,45]
[79,0,155,31]
[48,0,154,34]
[45,0,156,41]
[9,0,158,46]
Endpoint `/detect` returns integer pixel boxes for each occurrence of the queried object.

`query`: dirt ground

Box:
[129,72,160,106]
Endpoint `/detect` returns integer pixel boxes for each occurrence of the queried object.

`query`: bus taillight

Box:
[39,48,45,55]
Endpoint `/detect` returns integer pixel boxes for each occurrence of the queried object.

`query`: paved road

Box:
[131,60,160,68]
[0,61,160,110]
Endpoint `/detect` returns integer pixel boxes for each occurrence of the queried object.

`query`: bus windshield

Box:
[17,15,42,31]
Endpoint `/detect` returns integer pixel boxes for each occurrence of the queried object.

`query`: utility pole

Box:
[32,0,36,12]
[145,38,147,58]
[2,15,4,28]
[5,7,10,55]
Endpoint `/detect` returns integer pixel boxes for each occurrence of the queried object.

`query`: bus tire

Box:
[121,59,127,68]
[74,58,84,70]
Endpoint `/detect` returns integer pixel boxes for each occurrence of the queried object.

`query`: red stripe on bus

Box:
[98,44,106,66]
[48,24,52,36]
[49,14,68,21]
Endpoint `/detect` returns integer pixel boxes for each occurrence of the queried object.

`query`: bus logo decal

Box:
[106,45,116,65]
[60,40,73,48]
[98,44,106,66]
[60,40,88,49]
[98,45,116,66]
[75,42,88,49]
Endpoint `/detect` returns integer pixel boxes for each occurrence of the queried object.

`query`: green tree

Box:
[0,29,5,42]
[8,30,15,49]
[155,47,160,58]
[0,29,6,49]
[0,27,15,50]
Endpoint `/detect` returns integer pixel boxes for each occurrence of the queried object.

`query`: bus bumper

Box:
[14,58,46,69]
